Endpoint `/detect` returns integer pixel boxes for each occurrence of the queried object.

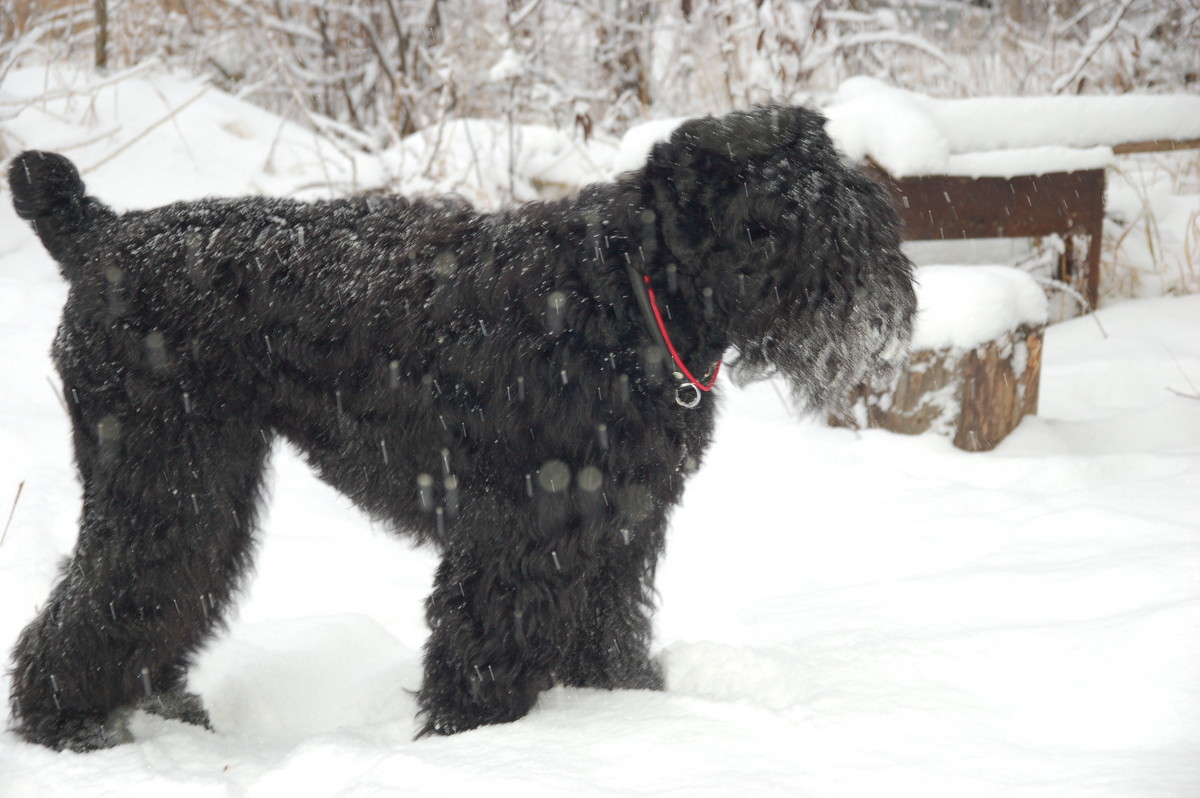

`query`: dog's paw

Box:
[626,657,665,691]
[16,711,133,752]
[415,715,472,738]
[609,658,666,692]
[94,691,212,748]
[414,701,498,738]
[135,690,213,729]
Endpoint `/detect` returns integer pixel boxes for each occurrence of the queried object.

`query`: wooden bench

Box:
[817,81,1200,450]
[874,138,1200,313]
[880,169,1105,310]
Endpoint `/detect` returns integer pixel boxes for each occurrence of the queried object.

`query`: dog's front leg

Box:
[416,531,576,736]
[555,517,666,692]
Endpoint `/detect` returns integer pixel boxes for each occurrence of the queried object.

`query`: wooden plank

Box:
[880,169,1105,309]
[884,170,1105,241]
[1112,138,1200,155]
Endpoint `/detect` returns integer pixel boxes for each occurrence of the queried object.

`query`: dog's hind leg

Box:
[9,363,271,751]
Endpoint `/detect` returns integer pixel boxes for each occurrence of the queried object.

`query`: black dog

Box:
[7,105,915,751]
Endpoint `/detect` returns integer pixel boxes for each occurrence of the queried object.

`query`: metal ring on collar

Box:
[675,383,701,409]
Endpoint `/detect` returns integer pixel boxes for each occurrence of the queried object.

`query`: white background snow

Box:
[1,67,1199,797]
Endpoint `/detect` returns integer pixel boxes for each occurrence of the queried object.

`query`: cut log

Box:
[832,265,1049,452]
[833,324,1044,452]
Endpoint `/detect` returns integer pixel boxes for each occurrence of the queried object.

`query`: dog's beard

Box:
[728,291,912,413]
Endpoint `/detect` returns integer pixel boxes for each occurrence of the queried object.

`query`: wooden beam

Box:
[878,169,1105,308]
[883,170,1105,241]
[1112,139,1200,155]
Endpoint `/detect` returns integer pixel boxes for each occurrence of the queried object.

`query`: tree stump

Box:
[833,325,1044,452]
[831,266,1048,452]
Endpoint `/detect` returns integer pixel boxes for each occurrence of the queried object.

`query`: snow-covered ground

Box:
[1,66,1199,797]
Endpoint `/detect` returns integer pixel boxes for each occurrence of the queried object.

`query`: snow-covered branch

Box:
[1052,0,1138,93]
[2,0,1195,148]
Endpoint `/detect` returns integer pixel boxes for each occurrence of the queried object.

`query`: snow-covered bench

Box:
[832,266,1049,452]
[824,79,1200,311]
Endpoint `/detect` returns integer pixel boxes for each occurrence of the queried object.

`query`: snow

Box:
[0,65,371,207]
[2,65,1200,797]
[0,65,616,211]
[944,145,1114,180]
[824,80,952,177]
[606,78,1185,182]
[488,48,525,83]
[824,76,1200,177]
[612,116,689,174]
[912,266,1049,351]
[382,117,616,206]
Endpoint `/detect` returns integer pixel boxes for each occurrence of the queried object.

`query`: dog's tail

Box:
[8,151,113,280]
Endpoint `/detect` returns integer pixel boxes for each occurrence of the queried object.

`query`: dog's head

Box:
[642,105,917,412]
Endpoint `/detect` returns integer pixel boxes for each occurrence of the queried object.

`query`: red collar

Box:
[641,275,721,394]
[625,263,721,407]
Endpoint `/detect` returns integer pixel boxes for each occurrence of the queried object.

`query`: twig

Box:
[459,118,489,201]
[0,481,24,547]
[46,376,69,415]
[1028,274,1108,339]
[83,85,210,175]
[769,377,803,422]
[1166,348,1200,400]
[508,0,544,28]
[147,80,198,166]
[0,6,95,87]
[1,58,162,107]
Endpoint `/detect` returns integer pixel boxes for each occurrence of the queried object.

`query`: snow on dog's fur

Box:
[7,105,915,751]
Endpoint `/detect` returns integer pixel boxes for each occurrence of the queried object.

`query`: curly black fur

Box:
[7,105,915,751]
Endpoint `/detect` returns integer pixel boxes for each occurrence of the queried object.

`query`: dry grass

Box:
[1102,149,1200,300]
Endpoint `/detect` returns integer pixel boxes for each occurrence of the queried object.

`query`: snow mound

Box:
[0,65,374,207]
[913,266,1049,350]
[824,79,951,176]
[611,117,688,175]
[0,65,616,211]
[384,118,616,208]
